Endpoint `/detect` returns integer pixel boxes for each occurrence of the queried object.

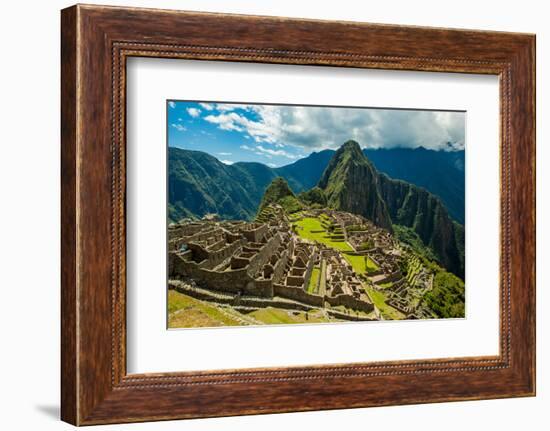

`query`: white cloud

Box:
[239,143,297,160]
[217,152,232,156]
[220,159,233,165]
[204,108,280,144]
[187,107,201,118]
[171,123,186,132]
[215,103,251,112]
[203,104,465,152]
[267,163,277,168]
[168,101,176,108]
[204,113,243,132]
[255,145,297,159]
[199,103,214,110]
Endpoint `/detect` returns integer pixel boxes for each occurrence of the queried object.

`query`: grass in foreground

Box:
[169,291,337,328]
[168,290,245,328]
[247,307,332,325]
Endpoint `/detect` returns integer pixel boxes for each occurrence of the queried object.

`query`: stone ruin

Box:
[168,205,437,321]
[168,205,375,320]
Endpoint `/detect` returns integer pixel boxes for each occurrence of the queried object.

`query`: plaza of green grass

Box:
[292,215,377,273]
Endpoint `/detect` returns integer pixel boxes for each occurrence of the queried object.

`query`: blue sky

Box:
[167,101,465,168]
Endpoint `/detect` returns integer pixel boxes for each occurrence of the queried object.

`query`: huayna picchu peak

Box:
[318,140,393,232]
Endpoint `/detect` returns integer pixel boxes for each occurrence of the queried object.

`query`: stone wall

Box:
[273,284,324,307]
[240,223,268,243]
[325,293,375,314]
[286,275,305,287]
[170,252,272,297]
[168,249,191,275]
[168,223,205,239]
[189,239,243,269]
[375,269,402,284]
[325,309,376,321]
[302,248,317,289]
[168,238,185,252]
[246,233,282,276]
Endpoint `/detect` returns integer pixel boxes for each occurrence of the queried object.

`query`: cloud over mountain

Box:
[201,103,465,152]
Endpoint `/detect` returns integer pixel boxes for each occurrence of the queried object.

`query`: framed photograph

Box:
[61,4,536,425]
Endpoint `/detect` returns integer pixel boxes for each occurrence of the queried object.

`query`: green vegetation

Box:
[247,307,334,324]
[405,255,422,285]
[394,225,465,318]
[168,290,245,328]
[342,253,378,275]
[277,195,303,214]
[168,147,323,223]
[168,145,465,225]
[292,217,352,251]
[365,286,405,320]
[393,224,438,262]
[298,187,327,207]
[308,267,321,293]
[258,177,303,214]
[423,271,465,318]
[356,240,374,251]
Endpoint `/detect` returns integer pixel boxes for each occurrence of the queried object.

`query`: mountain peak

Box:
[267,177,294,196]
[258,177,303,214]
[317,141,393,231]
[340,139,363,155]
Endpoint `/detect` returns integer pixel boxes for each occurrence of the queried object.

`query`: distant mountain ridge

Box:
[168,147,334,222]
[169,145,465,222]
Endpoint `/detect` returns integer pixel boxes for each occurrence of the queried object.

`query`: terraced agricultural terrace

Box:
[168,202,439,328]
